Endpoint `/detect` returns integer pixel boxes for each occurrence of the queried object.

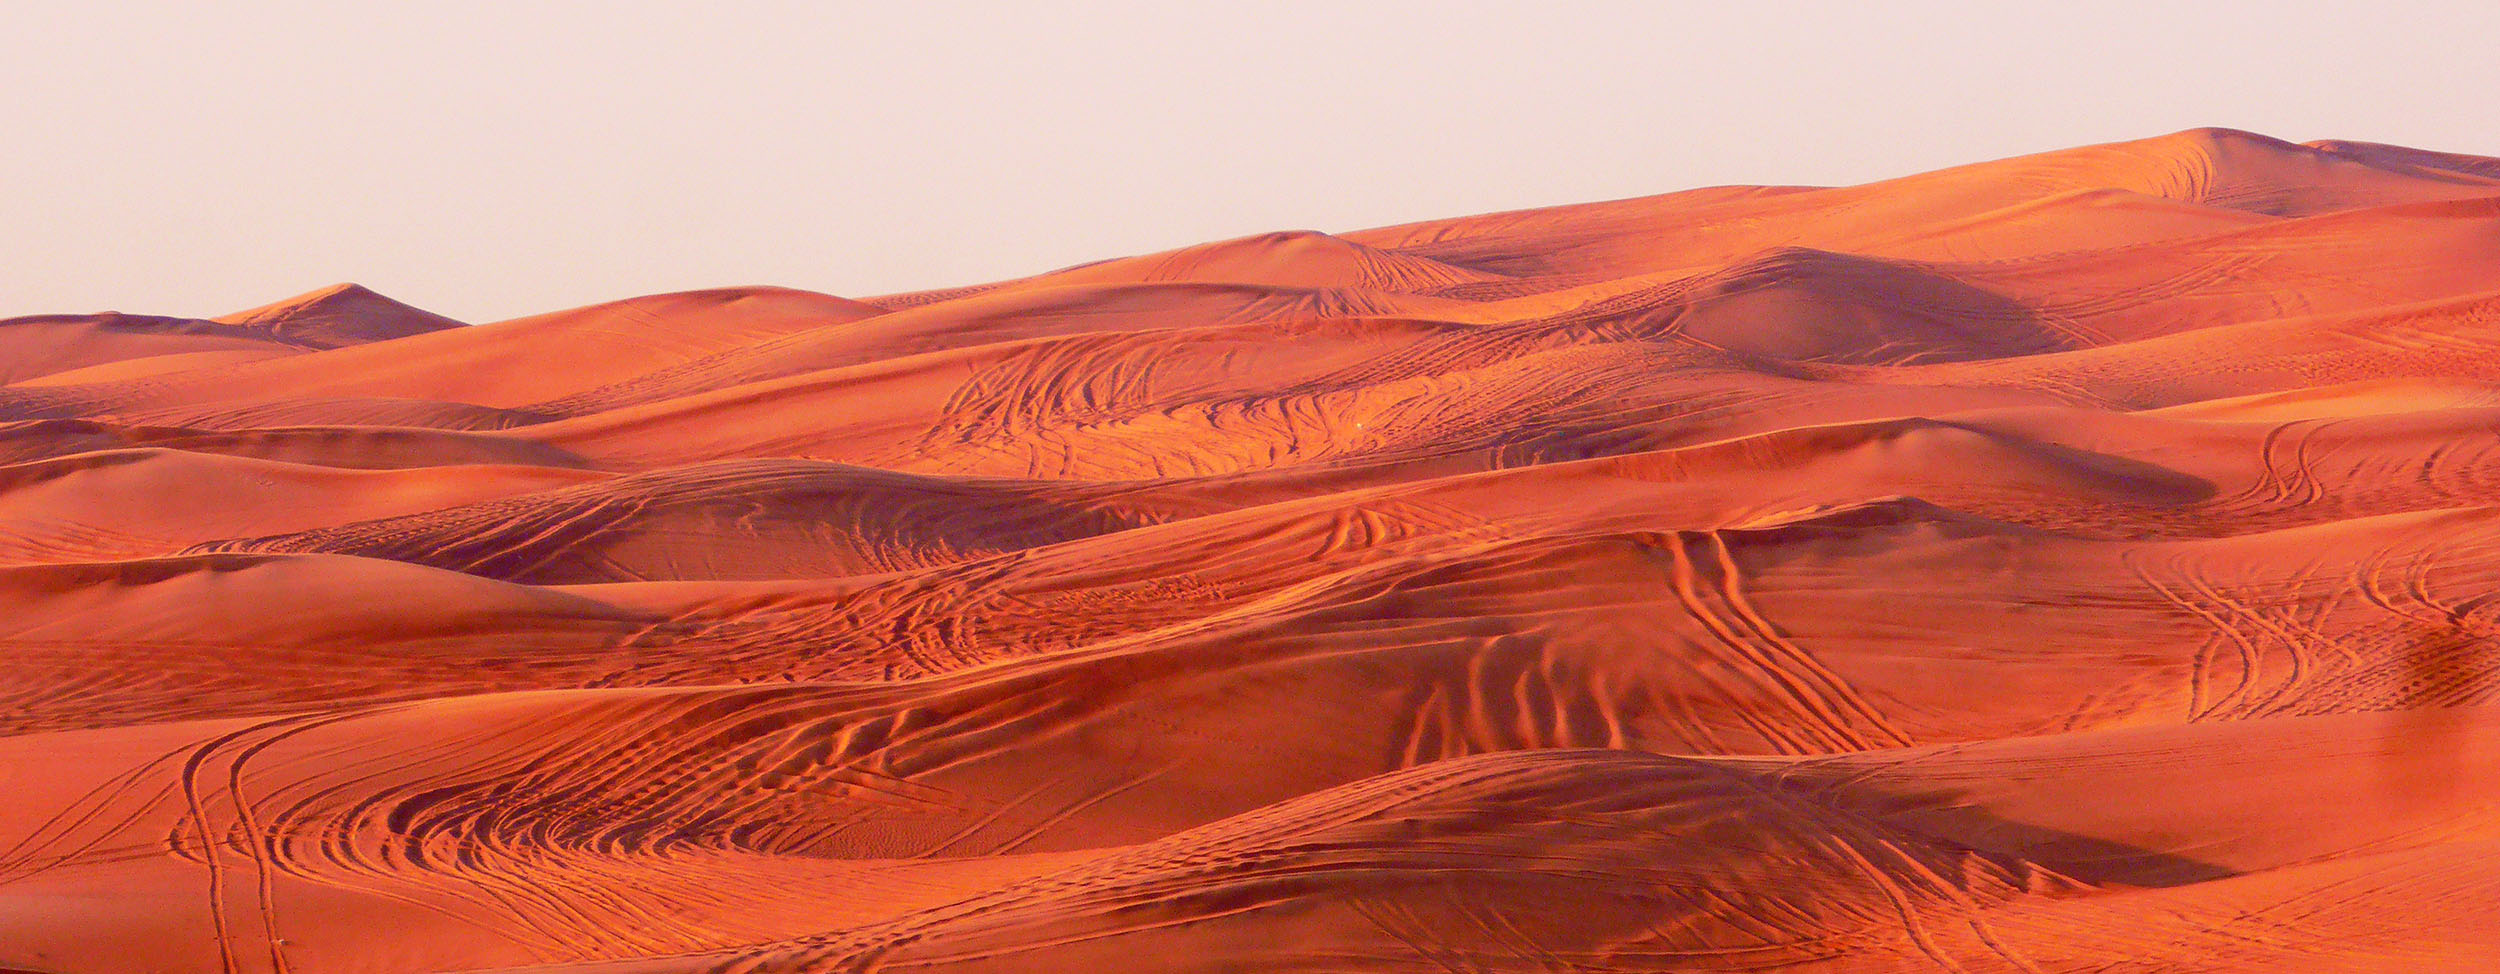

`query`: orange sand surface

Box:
[7,129,2500,972]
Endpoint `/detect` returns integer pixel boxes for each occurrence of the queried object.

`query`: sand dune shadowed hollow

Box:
[8,128,2500,972]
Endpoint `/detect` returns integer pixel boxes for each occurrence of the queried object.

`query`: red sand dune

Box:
[6,128,2500,972]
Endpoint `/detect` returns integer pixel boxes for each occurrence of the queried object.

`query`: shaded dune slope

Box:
[7,129,2500,973]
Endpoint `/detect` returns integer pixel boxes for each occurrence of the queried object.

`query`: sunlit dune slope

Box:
[6,128,2500,973]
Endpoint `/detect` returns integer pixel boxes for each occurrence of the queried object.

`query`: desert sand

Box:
[6,128,2500,972]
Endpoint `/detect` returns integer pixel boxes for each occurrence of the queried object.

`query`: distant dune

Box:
[7,128,2500,972]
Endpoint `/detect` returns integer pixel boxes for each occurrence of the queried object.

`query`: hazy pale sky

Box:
[6,1,2497,323]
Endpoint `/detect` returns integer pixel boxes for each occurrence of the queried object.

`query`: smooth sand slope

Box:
[5,128,2500,973]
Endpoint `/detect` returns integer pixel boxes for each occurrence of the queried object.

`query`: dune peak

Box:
[214,281,466,348]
